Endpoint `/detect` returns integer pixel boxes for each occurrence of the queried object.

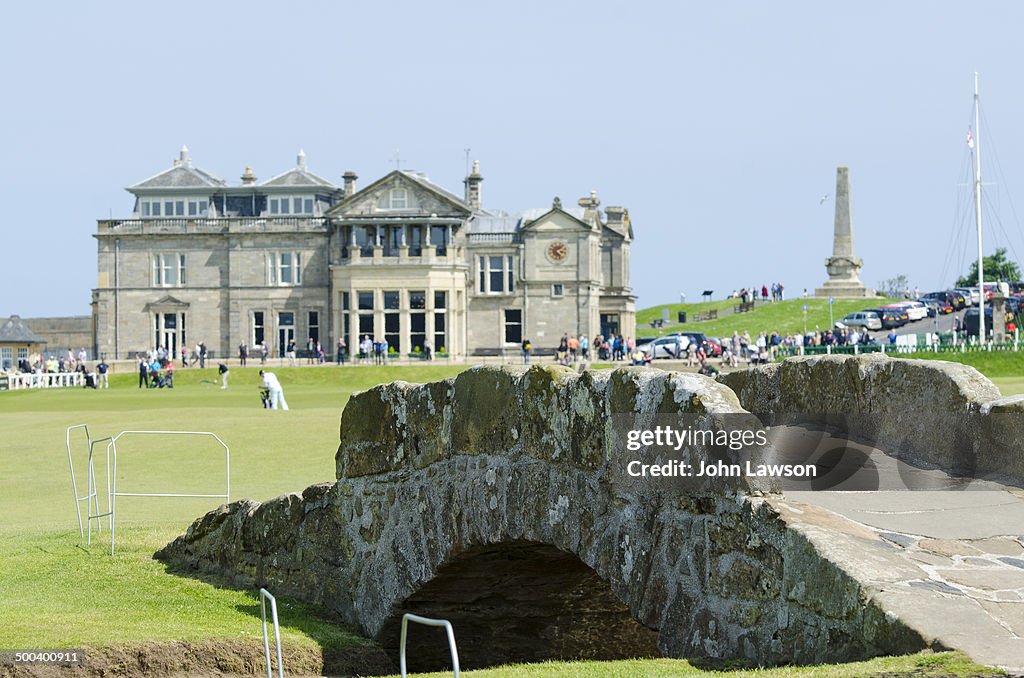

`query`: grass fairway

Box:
[0,363,1009,676]
[896,349,1024,381]
[381,652,1002,677]
[0,364,467,670]
[637,298,901,339]
[1,365,467,533]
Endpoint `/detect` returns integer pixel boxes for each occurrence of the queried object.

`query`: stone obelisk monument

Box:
[815,166,872,298]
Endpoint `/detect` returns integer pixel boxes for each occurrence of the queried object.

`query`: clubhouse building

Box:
[92,147,635,360]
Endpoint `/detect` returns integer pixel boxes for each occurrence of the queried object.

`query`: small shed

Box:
[0,315,47,371]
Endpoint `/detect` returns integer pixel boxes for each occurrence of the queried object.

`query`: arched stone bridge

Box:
[158,358,1024,671]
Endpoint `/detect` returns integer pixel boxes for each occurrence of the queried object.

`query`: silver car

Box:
[838,311,882,331]
[641,335,691,359]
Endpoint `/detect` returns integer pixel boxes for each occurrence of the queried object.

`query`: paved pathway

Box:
[770,427,1024,672]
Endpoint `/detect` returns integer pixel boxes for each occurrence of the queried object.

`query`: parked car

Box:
[671,332,721,357]
[877,306,911,326]
[837,311,882,331]
[862,307,906,329]
[953,288,980,306]
[890,301,928,322]
[923,291,965,311]
[920,298,953,316]
[641,335,691,359]
[963,307,993,337]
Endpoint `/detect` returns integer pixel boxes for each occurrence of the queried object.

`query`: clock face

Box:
[547,241,568,263]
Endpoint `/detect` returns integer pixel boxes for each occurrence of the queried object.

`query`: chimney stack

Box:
[464,159,483,210]
[297,149,306,170]
[342,171,358,198]
[578,190,601,228]
[241,165,257,185]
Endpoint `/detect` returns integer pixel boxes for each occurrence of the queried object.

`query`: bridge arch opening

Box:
[378,540,660,672]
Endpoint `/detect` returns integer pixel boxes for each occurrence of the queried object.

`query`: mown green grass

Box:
[388,651,1003,677]
[0,529,369,652]
[0,364,468,653]
[896,349,1024,380]
[1,365,467,534]
[637,298,901,339]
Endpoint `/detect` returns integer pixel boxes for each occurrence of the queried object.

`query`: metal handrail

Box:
[399,613,460,677]
[260,588,284,678]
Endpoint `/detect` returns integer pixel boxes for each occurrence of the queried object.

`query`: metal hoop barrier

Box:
[399,613,460,678]
[66,425,94,538]
[86,430,229,554]
[67,425,114,541]
[85,435,115,546]
[259,588,284,678]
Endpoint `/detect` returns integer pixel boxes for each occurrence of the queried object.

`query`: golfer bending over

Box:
[259,369,289,410]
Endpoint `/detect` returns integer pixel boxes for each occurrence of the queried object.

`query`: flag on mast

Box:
[967,128,975,149]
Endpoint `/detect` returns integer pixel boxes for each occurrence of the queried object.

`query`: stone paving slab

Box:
[771,493,1024,672]
[772,433,1024,672]
[786,490,1024,539]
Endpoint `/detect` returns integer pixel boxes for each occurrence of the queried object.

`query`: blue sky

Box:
[4,1,1024,316]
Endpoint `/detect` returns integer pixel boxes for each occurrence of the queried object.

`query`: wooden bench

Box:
[734,302,755,314]
[692,309,719,322]
[649,318,665,328]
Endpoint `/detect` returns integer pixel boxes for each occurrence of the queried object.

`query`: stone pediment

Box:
[261,168,336,188]
[143,295,191,312]
[328,171,471,220]
[520,207,592,234]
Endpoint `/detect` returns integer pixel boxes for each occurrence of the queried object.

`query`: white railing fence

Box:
[8,372,93,389]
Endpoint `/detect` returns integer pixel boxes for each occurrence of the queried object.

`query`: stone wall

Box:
[158,365,925,670]
[721,353,1024,482]
[20,316,93,356]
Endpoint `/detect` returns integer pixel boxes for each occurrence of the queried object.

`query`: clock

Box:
[547,241,568,263]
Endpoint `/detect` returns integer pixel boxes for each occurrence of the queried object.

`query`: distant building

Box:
[0,315,47,370]
[92,148,635,359]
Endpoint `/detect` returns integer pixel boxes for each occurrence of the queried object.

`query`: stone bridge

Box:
[158,356,1024,672]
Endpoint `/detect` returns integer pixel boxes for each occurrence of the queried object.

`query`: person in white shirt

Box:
[259,370,289,410]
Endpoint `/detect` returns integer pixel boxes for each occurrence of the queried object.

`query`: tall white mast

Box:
[973,72,986,341]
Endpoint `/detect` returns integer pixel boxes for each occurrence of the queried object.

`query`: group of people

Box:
[138,353,175,388]
[4,348,109,389]
[358,336,391,364]
[717,327,878,367]
[12,348,91,375]
[729,283,786,304]
[237,340,269,367]
[550,333,635,366]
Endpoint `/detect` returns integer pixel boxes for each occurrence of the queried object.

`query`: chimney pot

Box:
[343,171,358,198]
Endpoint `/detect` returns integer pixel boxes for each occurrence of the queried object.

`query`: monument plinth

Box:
[815,166,873,298]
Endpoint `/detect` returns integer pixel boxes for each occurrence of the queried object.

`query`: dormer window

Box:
[140,198,207,218]
[389,188,408,209]
[269,196,315,215]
